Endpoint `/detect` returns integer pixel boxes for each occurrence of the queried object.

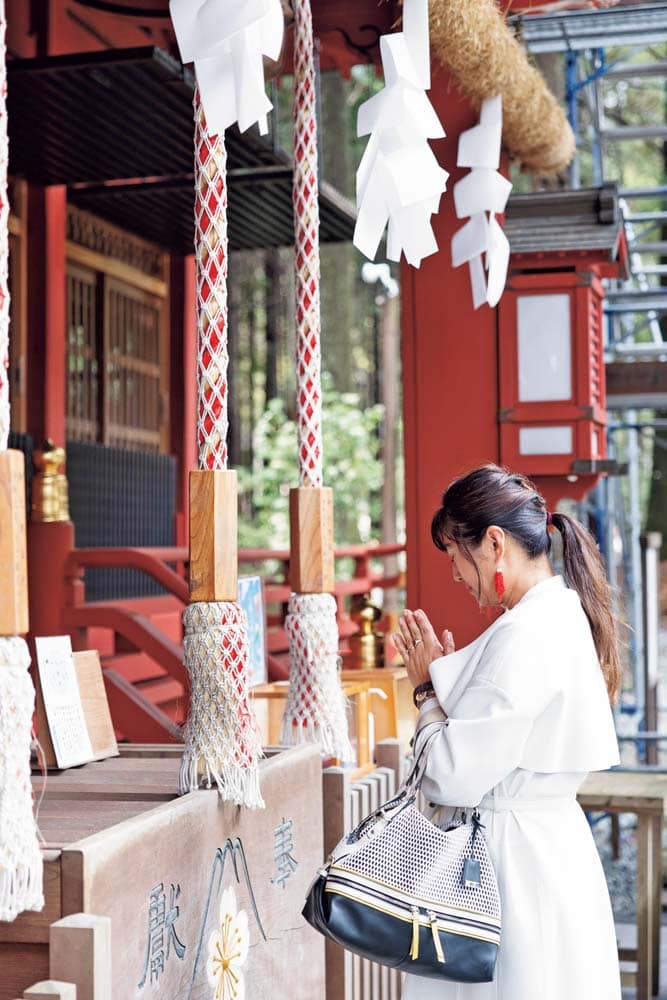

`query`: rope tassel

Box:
[180,603,263,808]
[0,638,44,921]
[281,594,353,761]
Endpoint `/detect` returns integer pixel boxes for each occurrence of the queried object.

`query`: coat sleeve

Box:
[413,678,534,807]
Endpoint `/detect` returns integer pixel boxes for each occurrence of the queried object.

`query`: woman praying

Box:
[395,464,622,1000]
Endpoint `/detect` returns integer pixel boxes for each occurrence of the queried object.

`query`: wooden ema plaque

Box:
[35,649,119,769]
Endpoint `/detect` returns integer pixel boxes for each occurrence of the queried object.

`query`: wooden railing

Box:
[65,541,405,622]
[61,541,405,740]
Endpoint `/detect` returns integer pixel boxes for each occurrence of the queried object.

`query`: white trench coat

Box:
[402,575,621,1000]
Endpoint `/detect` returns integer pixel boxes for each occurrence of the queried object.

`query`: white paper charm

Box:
[353,0,448,268]
[170,0,284,135]
[451,95,512,309]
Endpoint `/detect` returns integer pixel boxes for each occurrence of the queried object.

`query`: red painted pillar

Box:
[169,254,197,547]
[26,184,67,447]
[402,73,502,648]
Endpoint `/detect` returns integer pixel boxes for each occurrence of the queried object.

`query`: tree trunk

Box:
[379,293,400,612]
[265,248,280,403]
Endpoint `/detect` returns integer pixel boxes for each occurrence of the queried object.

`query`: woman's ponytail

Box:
[551,512,622,705]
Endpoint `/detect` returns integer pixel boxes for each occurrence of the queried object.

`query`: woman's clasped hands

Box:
[393,609,455,689]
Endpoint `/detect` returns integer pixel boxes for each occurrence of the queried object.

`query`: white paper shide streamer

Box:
[169,0,284,135]
[353,0,448,268]
[451,96,513,309]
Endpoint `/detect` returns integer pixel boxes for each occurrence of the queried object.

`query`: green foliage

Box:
[238,377,384,550]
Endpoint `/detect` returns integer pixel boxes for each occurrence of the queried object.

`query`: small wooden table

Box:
[252,679,373,770]
[341,666,414,748]
[578,770,667,999]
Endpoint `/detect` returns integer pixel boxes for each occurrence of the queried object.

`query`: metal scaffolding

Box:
[517,8,667,744]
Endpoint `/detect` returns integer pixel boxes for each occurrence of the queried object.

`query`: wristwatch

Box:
[413,681,435,709]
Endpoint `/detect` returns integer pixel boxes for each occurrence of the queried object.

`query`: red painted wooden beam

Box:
[26,184,67,447]
[401,71,504,649]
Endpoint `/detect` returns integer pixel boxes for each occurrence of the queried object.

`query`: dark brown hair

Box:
[431,464,622,704]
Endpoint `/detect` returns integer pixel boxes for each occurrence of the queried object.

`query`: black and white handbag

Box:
[302,722,501,982]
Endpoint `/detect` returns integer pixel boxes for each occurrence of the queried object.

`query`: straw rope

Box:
[429,0,575,175]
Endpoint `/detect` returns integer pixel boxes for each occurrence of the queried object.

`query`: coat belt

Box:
[477,793,578,812]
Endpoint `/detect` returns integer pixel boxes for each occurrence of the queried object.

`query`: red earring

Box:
[494,570,505,601]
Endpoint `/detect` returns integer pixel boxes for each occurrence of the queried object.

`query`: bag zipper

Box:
[410,905,420,960]
[428,910,446,963]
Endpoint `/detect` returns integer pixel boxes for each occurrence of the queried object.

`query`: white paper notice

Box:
[35,635,94,768]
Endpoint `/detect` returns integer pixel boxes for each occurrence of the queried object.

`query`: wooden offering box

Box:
[0,745,324,1000]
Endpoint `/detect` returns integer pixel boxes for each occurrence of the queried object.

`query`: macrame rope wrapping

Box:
[0,1,43,923]
[194,88,230,472]
[179,603,264,807]
[282,0,352,761]
[280,594,353,761]
[293,0,323,489]
[180,85,264,808]
[0,3,9,452]
[0,637,44,921]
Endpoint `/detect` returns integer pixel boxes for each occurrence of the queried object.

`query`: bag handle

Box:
[344,723,443,844]
[404,719,444,793]
[410,719,486,826]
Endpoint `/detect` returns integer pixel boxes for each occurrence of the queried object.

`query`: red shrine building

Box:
[4,0,627,717]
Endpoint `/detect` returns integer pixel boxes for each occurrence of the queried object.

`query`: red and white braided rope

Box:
[0,1,44,919]
[282,0,352,763]
[194,87,229,471]
[181,85,263,808]
[293,0,323,488]
[0,1,9,452]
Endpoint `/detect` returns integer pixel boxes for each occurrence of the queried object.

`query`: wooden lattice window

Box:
[65,208,169,453]
[105,279,163,451]
[66,263,100,443]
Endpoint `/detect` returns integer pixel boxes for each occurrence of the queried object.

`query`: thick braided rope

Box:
[0,3,8,451]
[283,0,351,760]
[183,85,263,807]
[180,603,264,807]
[0,637,44,920]
[281,594,353,761]
[194,87,229,471]
[293,0,323,488]
[0,2,43,923]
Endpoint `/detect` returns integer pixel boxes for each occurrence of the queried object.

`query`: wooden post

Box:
[49,914,111,1000]
[24,984,77,1000]
[289,486,334,593]
[0,449,29,635]
[188,468,238,602]
[641,532,661,765]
